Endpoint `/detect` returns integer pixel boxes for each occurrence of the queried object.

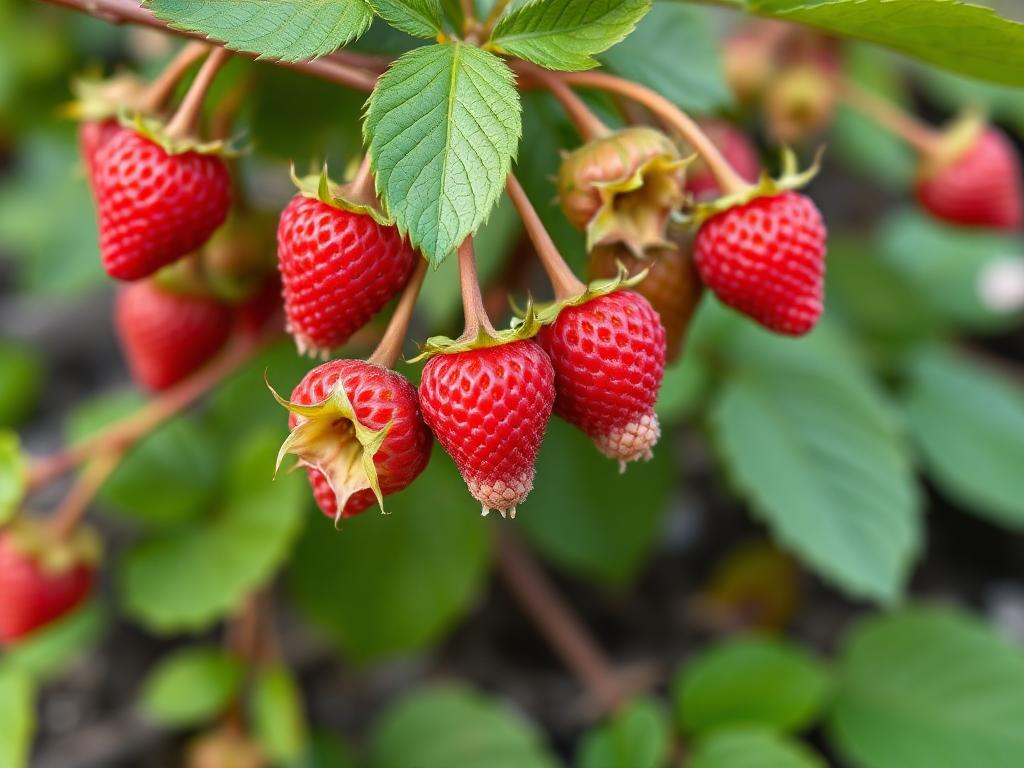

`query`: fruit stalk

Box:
[367,258,429,368]
[46,452,121,540]
[455,237,498,340]
[838,78,943,155]
[136,41,210,115]
[164,45,232,141]
[556,69,751,196]
[524,63,609,141]
[505,173,586,300]
[480,0,513,38]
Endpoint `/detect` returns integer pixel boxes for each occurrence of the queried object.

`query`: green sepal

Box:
[2,518,103,575]
[267,375,390,524]
[408,301,544,363]
[919,110,986,177]
[688,147,823,227]
[121,113,246,157]
[513,263,647,327]
[0,431,28,526]
[290,163,394,227]
[63,70,146,122]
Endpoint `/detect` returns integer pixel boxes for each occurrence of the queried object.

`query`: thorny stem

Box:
[505,173,585,301]
[496,529,626,715]
[367,258,429,368]
[137,41,209,115]
[556,69,751,196]
[839,78,943,156]
[480,0,513,39]
[457,238,497,341]
[523,63,609,141]
[47,452,121,540]
[164,46,231,141]
[28,335,271,493]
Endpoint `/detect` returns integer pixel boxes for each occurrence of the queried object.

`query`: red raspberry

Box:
[695,191,826,336]
[915,127,1023,231]
[686,121,761,201]
[538,291,666,468]
[0,527,94,644]
[285,360,432,520]
[277,196,418,357]
[418,341,555,517]
[79,118,121,193]
[115,279,234,391]
[93,126,232,280]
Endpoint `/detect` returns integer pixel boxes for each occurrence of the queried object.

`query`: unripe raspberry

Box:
[764,64,838,145]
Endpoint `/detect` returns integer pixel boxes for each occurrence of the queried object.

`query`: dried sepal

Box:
[409,301,544,362]
[64,71,147,122]
[3,518,102,575]
[514,262,646,327]
[122,113,245,157]
[289,162,394,226]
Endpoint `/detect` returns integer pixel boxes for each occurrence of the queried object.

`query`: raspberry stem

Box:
[164,45,232,141]
[838,78,944,156]
[506,173,586,301]
[456,238,498,341]
[555,70,752,197]
[137,41,209,115]
[47,452,121,540]
[522,63,610,141]
[344,154,380,208]
[367,258,429,368]
[480,0,513,39]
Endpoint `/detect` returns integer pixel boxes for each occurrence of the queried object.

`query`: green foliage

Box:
[601,4,732,113]
[250,664,310,763]
[0,343,41,428]
[140,647,243,727]
[519,419,673,586]
[368,0,444,38]
[365,42,521,266]
[746,0,1024,86]
[288,457,491,663]
[577,698,670,768]
[1,603,106,682]
[709,320,921,603]
[902,347,1024,529]
[656,351,711,426]
[490,0,650,71]
[148,0,373,62]
[828,607,1024,768]
[119,433,306,632]
[0,666,34,768]
[370,685,559,768]
[674,637,831,736]
[0,431,27,526]
[689,729,826,768]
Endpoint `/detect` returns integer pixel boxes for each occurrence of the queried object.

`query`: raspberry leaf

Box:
[367,0,444,38]
[488,0,651,71]
[147,0,373,62]
[0,431,27,526]
[140,646,243,727]
[689,729,825,768]
[365,42,521,267]
[578,699,671,768]
[250,665,310,763]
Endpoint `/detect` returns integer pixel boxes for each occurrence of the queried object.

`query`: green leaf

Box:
[288,456,490,663]
[578,698,670,768]
[0,666,34,768]
[878,210,1024,334]
[746,0,1024,87]
[140,647,243,728]
[673,637,831,736]
[828,606,1024,768]
[0,432,27,526]
[0,343,41,428]
[147,0,374,62]
[902,347,1024,530]
[371,685,559,768]
[368,0,444,38]
[2,603,105,682]
[601,4,732,113]
[708,319,921,603]
[656,350,710,426]
[70,393,222,528]
[689,729,826,768]
[518,419,672,586]
[490,0,650,71]
[251,664,309,763]
[365,42,521,266]
[119,432,306,632]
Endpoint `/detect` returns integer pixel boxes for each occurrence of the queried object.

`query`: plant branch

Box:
[457,237,497,341]
[137,41,209,115]
[496,529,626,715]
[368,258,429,368]
[345,153,378,203]
[505,173,585,301]
[839,78,942,156]
[164,46,231,140]
[47,452,121,540]
[480,0,512,39]
[520,62,609,141]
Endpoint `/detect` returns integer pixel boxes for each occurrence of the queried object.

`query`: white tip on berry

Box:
[467,473,532,519]
[594,412,661,469]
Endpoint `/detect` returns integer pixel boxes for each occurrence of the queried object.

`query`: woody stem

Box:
[457,238,497,341]
[506,173,585,301]
[137,41,209,114]
[839,78,943,156]
[164,46,232,141]
[368,258,429,368]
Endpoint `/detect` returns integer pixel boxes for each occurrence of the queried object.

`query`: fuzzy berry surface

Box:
[277,196,417,356]
[695,191,826,336]
[915,128,1023,231]
[0,532,93,644]
[290,360,432,519]
[115,280,234,391]
[686,120,761,201]
[93,127,231,280]
[538,291,666,465]
[419,341,555,515]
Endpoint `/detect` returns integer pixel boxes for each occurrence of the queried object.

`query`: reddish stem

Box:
[367,258,429,368]
[164,45,231,141]
[522,63,609,141]
[456,238,497,341]
[839,78,943,156]
[137,41,209,115]
[505,173,585,301]
[47,453,120,540]
[345,153,378,205]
